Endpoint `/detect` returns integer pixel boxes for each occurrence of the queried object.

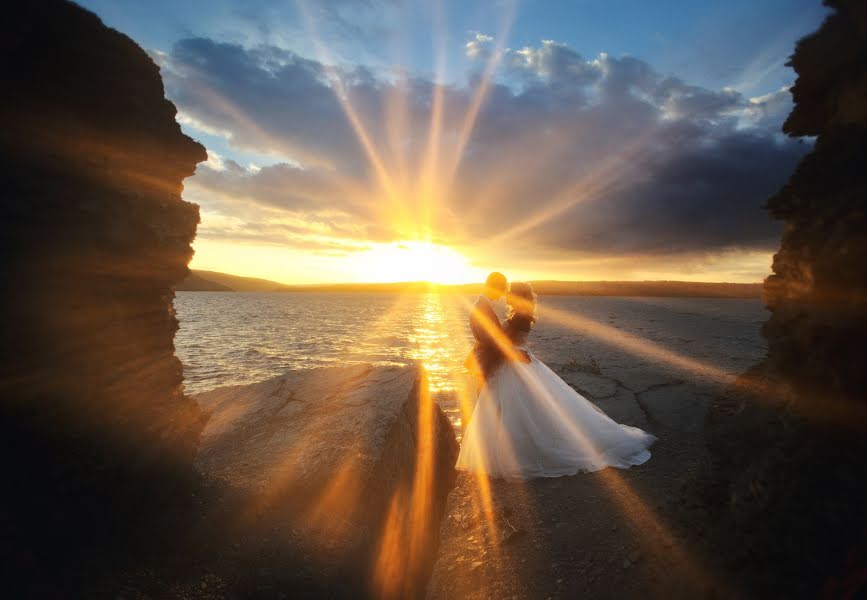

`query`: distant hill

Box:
[525,280,762,298]
[175,270,291,292]
[177,271,233,291]
[177,270,762,298]
[285,280,762,298]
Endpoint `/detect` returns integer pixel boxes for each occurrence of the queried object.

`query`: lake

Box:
[174,292,769,433]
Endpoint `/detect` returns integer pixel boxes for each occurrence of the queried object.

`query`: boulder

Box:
[195,364,459,599]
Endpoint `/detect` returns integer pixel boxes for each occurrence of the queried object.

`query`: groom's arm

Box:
[470,300,501,347]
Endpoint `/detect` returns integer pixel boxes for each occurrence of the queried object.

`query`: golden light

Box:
[351,240,482,284]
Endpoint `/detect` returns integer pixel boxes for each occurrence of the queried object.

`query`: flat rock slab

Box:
[197,364,410,490]
[194,364,459,598]
[559,371,619,399]
[592,388,649,428]
[603,366,683,393]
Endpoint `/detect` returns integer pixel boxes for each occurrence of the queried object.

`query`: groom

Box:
[466,271,508,386]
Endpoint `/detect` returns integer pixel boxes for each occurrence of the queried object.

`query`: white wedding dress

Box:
[456,348,656,480]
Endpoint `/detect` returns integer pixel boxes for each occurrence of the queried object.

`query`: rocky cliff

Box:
[0,0,206,593]
[702,1,867,597]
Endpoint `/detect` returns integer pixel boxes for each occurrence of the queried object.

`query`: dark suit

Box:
[466,295,501,383]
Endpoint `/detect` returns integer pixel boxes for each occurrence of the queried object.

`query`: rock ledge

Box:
[195,364,459,598]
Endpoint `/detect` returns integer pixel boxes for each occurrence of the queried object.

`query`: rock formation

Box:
[194,364,459,598]
[701,1,867,596]
[0,0,206,593]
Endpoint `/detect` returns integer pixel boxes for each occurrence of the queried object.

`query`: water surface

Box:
[175,292,769,432]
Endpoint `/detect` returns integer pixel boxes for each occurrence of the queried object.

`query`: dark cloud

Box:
[166,38,363,168]
[166,35,808,257]
[542,131,805,253]
[192,159,350,212]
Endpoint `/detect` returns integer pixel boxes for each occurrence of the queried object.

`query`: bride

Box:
[456,282,656,479]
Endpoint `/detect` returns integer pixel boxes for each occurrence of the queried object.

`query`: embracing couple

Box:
[456,272,656,480]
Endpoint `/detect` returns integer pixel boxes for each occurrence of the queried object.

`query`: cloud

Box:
[743,87,794,129]
[185,166,374,252]
[505,40,601,88]
[465,32,494,59]
[166,35,808,259]
[193,159,346,212]
[536,130,804,254]
[204,149,226,171]
[165,38,360,167]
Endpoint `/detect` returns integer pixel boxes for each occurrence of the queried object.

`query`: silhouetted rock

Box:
[0,0,206,594]
[194,364,459,598]
[701,1,867,597]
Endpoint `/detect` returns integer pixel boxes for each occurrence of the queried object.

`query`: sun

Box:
[352,240,481,284]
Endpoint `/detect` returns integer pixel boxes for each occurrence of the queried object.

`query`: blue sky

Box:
[77,0,830,284]
[81,0,826,95]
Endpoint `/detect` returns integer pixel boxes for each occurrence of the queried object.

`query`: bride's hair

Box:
[506,282,537,335]
[483,282,537,373]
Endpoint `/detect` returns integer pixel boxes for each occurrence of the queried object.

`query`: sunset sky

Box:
[80,0,828,284]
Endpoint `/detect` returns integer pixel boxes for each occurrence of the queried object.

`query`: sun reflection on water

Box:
[407,293,452,391]
[406,293,476,436]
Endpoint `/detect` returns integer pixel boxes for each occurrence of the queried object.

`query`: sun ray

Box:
[371,291,535,598]
[441,0,518,192]
[534,300,858,424]
[180,78,292,161]
[503,357,710,581]
[384,67,411,190]
[458,125,582,222]
[371,366,440,599]
[371,486,411,599]
[232,293,418,521]
[223,291,497,599]
[452,295,605,464]
[481,129,662,246]
[595,466,717,589]
[295,0,407,222]
[447,297,542,539]
[174,76,395,224]
[542,303,736,385]
[418,0,448,239]
[438,294,547,582]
